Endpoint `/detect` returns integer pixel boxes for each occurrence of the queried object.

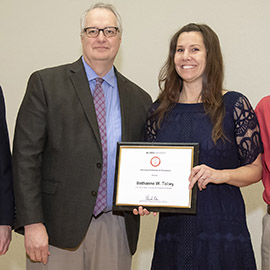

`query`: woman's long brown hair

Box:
[153,23,225,143]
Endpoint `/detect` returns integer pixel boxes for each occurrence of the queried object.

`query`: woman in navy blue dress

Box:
[134,23,262,269]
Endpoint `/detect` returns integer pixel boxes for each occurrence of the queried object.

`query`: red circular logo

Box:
[150,156,161,167]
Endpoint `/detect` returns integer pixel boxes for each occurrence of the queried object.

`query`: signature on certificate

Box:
[145,194,159,201]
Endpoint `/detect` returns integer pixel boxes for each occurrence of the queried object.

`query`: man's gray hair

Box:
[80,2,123,36]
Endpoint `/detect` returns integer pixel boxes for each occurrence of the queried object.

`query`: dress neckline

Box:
[176,91,231,105]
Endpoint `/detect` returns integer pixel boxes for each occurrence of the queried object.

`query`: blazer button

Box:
[91,191,97,197]
[96,163,102,168]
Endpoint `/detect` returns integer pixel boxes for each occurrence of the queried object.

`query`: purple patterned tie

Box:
[93,78,107,216]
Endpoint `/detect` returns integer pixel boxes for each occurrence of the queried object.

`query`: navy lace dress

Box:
[146,91,262,270]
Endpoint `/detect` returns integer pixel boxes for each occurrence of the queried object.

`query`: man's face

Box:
[81,8,121,69]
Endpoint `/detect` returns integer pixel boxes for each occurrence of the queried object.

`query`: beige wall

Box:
[0,0,269,269]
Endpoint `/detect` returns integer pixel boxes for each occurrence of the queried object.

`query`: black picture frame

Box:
[113,142,199,214]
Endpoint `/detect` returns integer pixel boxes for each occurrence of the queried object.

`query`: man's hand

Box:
[24,223,50,264]
[0,225,12,255]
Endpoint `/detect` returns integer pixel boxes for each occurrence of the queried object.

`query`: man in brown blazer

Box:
[12,3,152,270]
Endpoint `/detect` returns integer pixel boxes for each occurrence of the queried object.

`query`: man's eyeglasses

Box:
[83,27,119,38]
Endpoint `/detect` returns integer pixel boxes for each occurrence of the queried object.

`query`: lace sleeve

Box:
[144,105,158,142]
[233,94,263,165]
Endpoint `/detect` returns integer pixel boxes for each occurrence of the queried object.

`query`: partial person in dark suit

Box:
[0,86,14,255]
[12,2,152,270]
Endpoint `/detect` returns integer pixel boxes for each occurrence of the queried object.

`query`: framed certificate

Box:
[113,142,199,213]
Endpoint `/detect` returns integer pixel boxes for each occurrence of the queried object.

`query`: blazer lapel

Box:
[116,69,132,142]
[69,58,102,149]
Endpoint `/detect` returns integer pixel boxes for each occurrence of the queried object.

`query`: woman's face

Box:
[174,31,207,85]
